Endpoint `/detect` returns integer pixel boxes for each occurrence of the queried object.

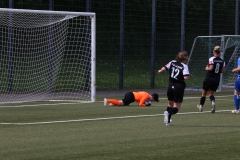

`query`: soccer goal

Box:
[187,35,240,92]
[0,8,96,103]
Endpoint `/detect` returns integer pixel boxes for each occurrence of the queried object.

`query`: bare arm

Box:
[221,67,226,73]
[232,66,240,72]
[158,67,166,73]
[184,76,189,80]
[205,65,213,71]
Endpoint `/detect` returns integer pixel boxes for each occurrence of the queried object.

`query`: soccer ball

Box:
[145,100,151,106]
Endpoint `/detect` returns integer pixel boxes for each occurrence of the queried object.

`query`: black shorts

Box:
[202,79,219,92]
[122,92,135,105]
[167,82,186,103]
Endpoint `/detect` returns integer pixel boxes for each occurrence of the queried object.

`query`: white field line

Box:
[0,102,80,108]
[0,110,232,125]
[99,95,233,101]
[0,95,233,108]
[0,95,234,125]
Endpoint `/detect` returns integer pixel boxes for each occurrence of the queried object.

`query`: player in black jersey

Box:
[197,46,226,113]
[158,51,190,126]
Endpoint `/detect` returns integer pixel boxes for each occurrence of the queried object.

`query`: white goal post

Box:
[0,8,96,103]
[187,35,240,92]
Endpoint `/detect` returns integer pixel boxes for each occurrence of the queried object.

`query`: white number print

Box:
[171,67,180,79]
[215,63,220,73]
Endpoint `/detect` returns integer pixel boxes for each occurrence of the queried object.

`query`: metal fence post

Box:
[235,0,239,35]
[119,0,125,90]
[181,0,186,51]
[150,0,156,88]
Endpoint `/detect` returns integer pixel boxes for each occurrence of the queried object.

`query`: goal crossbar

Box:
[0,8,95,16]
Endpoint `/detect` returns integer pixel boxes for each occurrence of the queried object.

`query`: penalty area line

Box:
[0,110,232,125]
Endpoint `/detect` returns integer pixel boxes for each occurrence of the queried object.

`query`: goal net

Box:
[187,35,240,91]
[0,8,96,103]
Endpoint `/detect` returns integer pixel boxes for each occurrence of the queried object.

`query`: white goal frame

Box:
[0,8,96,103]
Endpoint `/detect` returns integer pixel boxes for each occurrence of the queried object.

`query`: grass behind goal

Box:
[0,91,239,160]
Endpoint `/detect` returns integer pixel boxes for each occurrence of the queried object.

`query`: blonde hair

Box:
[177,51,188,63]
[213,46,221,54]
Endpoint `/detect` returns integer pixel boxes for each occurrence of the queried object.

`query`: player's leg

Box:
[165,83,184,126]
[164,84,174,124]
[167,101,174,110]
[208,82,218,113]
[168,85,184,122]
[166,84,174,109]
[164,100,173,124]
[208,90,216,113]
[104,92,134,106]
[233,79,240,113]
[165,104,181,126]
[197,81,208,112]
[121,92,135,106]
[104,98,122,106]
[233,90,240,113]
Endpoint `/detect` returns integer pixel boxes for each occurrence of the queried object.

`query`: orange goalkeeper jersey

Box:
[132,91,151,107]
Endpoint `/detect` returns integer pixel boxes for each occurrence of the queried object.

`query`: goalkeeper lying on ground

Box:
[104,91,159,107]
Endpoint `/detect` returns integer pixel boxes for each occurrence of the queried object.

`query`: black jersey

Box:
[205,56,225,82]
[165,60,190,84]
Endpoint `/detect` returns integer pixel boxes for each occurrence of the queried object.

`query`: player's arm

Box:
[158,62,171,73]
[221,61,226,73]
[158,67,166,73]
[139,98,147,107]
[232,58,240,72]
[138,101,146,107]
[184,75,189,80]
[183,65,190,80]
[205,64,214,71]
[138,96,149,107]
[232,66,240,72]
[221,66,226,73]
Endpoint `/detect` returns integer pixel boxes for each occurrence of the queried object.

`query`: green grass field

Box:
[0,91,239,160]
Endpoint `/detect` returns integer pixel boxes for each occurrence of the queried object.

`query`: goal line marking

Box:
[0,95,233,108]
[0,110,232,125]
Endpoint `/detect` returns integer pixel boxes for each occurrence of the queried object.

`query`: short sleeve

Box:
[165,61,172,70]
[183,64,190,76]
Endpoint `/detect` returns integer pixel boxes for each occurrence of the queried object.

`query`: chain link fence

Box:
[0,0,238,90]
